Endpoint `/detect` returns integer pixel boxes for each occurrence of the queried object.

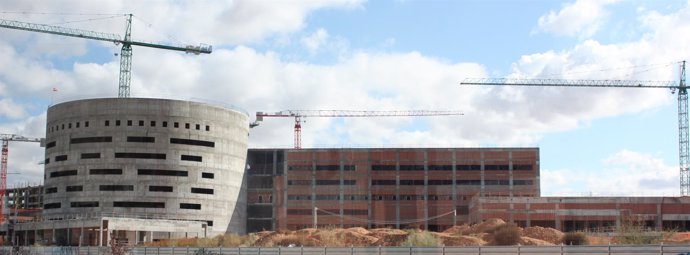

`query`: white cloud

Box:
[0,99,28,119]
[542,150,679,196]
[535,0,621,38]
[301,28,329,54]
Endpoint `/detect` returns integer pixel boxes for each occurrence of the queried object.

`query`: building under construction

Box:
[247,148,690,233]
[246,148,541,232]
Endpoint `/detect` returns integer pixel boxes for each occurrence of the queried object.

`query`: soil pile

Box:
[522,226,564,244]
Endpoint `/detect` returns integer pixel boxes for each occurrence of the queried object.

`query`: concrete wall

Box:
[43,98,249,235]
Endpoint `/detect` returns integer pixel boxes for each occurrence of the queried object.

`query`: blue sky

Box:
[1,0,689,196]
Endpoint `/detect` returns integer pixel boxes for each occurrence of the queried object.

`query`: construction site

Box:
[1,8,690,251]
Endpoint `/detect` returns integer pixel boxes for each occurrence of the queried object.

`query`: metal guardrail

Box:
[2,245,690,255]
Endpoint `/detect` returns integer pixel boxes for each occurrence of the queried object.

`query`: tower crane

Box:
[0,14,212,97]
[252,110,464,149]
[460,61,688,196]
[0,134,44,225]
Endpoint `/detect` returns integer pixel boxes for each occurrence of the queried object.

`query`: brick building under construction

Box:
[246,147,540,232]
[246,147,690,233]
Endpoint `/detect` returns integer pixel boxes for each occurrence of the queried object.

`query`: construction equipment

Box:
[461,61,687,195]
[0,14,212,97]
[252,110,464,149]
[0,134,44,225]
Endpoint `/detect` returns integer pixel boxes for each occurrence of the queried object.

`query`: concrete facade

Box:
[246,148,540,232]
[42,98,249,236]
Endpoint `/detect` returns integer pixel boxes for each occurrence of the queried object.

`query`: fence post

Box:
[277,246,280,255]
[442,245,445,255]
[258,247,261,255]
[409,246,412,255]
[187,246,190,255]
[351,245,354,255]
[300,245,303,255]
[239,247,241,255]
[378,245,381,255]
[158,247,160,255]
[517,245,520,255]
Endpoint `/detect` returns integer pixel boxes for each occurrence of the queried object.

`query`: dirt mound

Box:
[442,225,471,236]
[520,236,555,246]
[522,226,564,244]
[467,218,506,234]
[368,228,409,246]
[433,232,486,246]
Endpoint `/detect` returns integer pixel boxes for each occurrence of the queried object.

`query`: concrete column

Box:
[451,149,457,226]
[526,200,531,227]
[339,150,344,228]
[555,201,561,231]
[656,201,662,231]
[311,151,316,229]
[25,230,28,246]
[367,151,373,229]
[508,151,513,197]
[99,219,103,247]
[480,151,485,197]
[423,150,429,230]
[395,151,400,229]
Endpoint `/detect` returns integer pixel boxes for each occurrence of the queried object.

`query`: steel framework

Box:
[252,110,464,149]
[0,14,211,97]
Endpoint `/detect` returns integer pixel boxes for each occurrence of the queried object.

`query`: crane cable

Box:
[315,208,456,225]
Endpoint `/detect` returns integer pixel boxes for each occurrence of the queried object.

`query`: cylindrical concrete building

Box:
[42,98,249,236]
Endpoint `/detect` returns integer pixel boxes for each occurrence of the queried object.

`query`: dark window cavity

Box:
[104,120,109,126]
[127,120,132,126]
[85,121,89,127]
[181,155,202,162]
[138,169,188,176]
[399,165,425,171]
[185,123,190,129]
[71,136,112,144]
[456,165,481,171]
[45,141,56,148]
[428,180,453,185]
[99,185,134,191]
[174,122,179,128]
[149,186,173,192]
[205,125,210,131]
[115,153,166,159]
[163,121,168,127]
[151,121,156,127]
[114,201,164,208]
[429,165,452,171]
[50,170,77,178]
[81,153,101,159]
[170,138,215,148]
[191,187,214,194]
[372,165,396,171]
[513,180,534,185]
[514,165,533,171]
[456,180,482,185]
[45,187,58,194]
[127,136,155,143]
[90,169,122,175]
[71,201,99,208]
[55,155,68,162]
[44,203,61,209]
[138,120,144,126]
[201,172,214,179]
[76,122,80,128]
[371,180,396,185]
[66,185,83,192]
[485,165,510,171]
[195,124,200,130]
[180,203,201,210]
[115,120,121,126]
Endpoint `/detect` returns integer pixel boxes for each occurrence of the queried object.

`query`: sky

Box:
[0,0,689,196]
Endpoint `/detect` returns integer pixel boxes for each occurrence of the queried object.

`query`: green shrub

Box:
[401,230,441,247]
[561,232,588,245]
[491,223,521,245]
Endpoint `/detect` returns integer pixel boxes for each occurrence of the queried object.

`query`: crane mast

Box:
[0,14,212,97]
[253,110,464,149]
[0,134,43,225]
[461,61,688,196]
